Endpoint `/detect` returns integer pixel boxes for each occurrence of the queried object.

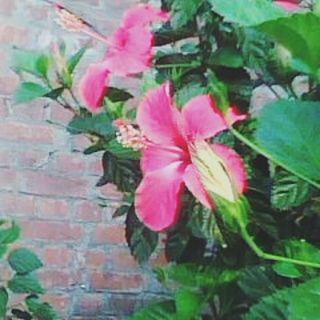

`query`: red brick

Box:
[36,198,70,219]
[16,150,49,169]
[40,269,81,289]
[150,251,168,268]
[85,249,107,268]
[93,224,126,245]
[90,272,144,291]
[50,103,74,124]
[98,184,123,201]
[0,193,35,215]
[52,153,86,174]
[0,25,28,46]
[0,71,19,95]
[44,294,70,314]
[73,294,105,316]
[22,220,85,241]
[0,122,55,144]
[75,201,102,222]
[42,247,74,267]
[11,99,47,122]
[21,171,89,198]
[0,98,9,118]
[71,135,91,151]
[0,0,16,15]
[86,159,102,176]
[0,149,14,168]
[0,168,17,191]
[109,248,138,270]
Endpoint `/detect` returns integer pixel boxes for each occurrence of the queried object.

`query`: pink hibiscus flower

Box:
[135,83,247,232]
[274,0,300,11]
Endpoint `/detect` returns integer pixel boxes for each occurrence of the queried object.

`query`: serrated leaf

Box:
[209,0,286,26]
[238,265,277,300]
[171,0,204,28]
[8,248,43,275]
[8,274,44,294]
[175,289,203,320]
[129,301,176,320]
[271,170,312,210]
[14,82,50,104]
[26,296,59,320]
[125,205,159,264]
[0,287,8,317]
[253,100,320,189]
[67,113,115,137]
[257,13,320,76]
[0,222,20,245]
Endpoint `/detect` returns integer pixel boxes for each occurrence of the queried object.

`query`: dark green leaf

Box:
[0,287,8,318]
[272,262,302,279]
[210,48,244,68]
[14,82,50,104]
[257,13,320,76]
[129,301,176,320]
[125,205,159,264]
[254,100,320,188]
[12,309,32,320]
[209,0,286,26]
[106,140,140,160]
[113,205,130,218]
[44,87,64,100]
[238,265,277,300]
[107,87,133,102]
[26,296,59,320]
[8,248,43,275]
[67,113,115,137]
[271,170,313,210]
[8,274,44,294]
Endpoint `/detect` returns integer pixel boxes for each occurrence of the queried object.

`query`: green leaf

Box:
[175,289,203,320]
[210,48,244,68]
[12,49,51,78]
[68,46,87,74]
[8,274,44,294]
[257,13,320,76]
[106,140,140,160]
[254,100,320,189]
[129,301,176,320]
[238,266,277,300]
[0,222,20,245]
[208,0,286,26]
[271,170,313,210]
[8,248,43,275]
[272,262,302,279]
[0,288,8,318]
[125,205,159,264]
[107,87,133,103]
[67,113,115,137]
[26,296,59,320]
[113,205,130,218]
[171,0,204,28]
[176,83,207,107]
[14,82,50,104]
[44,87,64,100]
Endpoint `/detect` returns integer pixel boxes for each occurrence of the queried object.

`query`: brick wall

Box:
[0,0,166,319]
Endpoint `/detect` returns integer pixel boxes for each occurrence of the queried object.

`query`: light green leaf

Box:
[172,0,204,28]
[254,100,320,189]
[273,262,302,279]
[129,301,176,320]
[257,13,320,76]
[106,140,140,160]
[0,222,20,245]
[14,82,50,104]
[68,46,87,74]
[208,0,286,26]
[8,274,44,294]
[8,248,43,275]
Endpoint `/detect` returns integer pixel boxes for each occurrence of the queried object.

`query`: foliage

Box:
[0,221,58,319]
[11,0,320,319]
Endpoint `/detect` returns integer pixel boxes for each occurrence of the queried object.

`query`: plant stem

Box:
[238,221,320,269]
[155,63,201,69]
[231,128,320,189]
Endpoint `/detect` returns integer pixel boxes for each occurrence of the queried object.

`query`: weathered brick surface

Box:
[0,0,164,318]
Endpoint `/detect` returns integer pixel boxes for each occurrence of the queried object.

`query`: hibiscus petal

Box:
[274,0,300,11]
[78,62,110,112]
[135,162,185,231]
[212,144,248,194]
[141,144,188,174]
[122,4,170,29]
[225,106,248,127]
[137,82,186,146]
[183,164,214,208]
[181,95,228,140]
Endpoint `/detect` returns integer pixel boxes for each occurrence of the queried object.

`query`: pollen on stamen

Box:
[55,8,86,33]
[114,121,147,151]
